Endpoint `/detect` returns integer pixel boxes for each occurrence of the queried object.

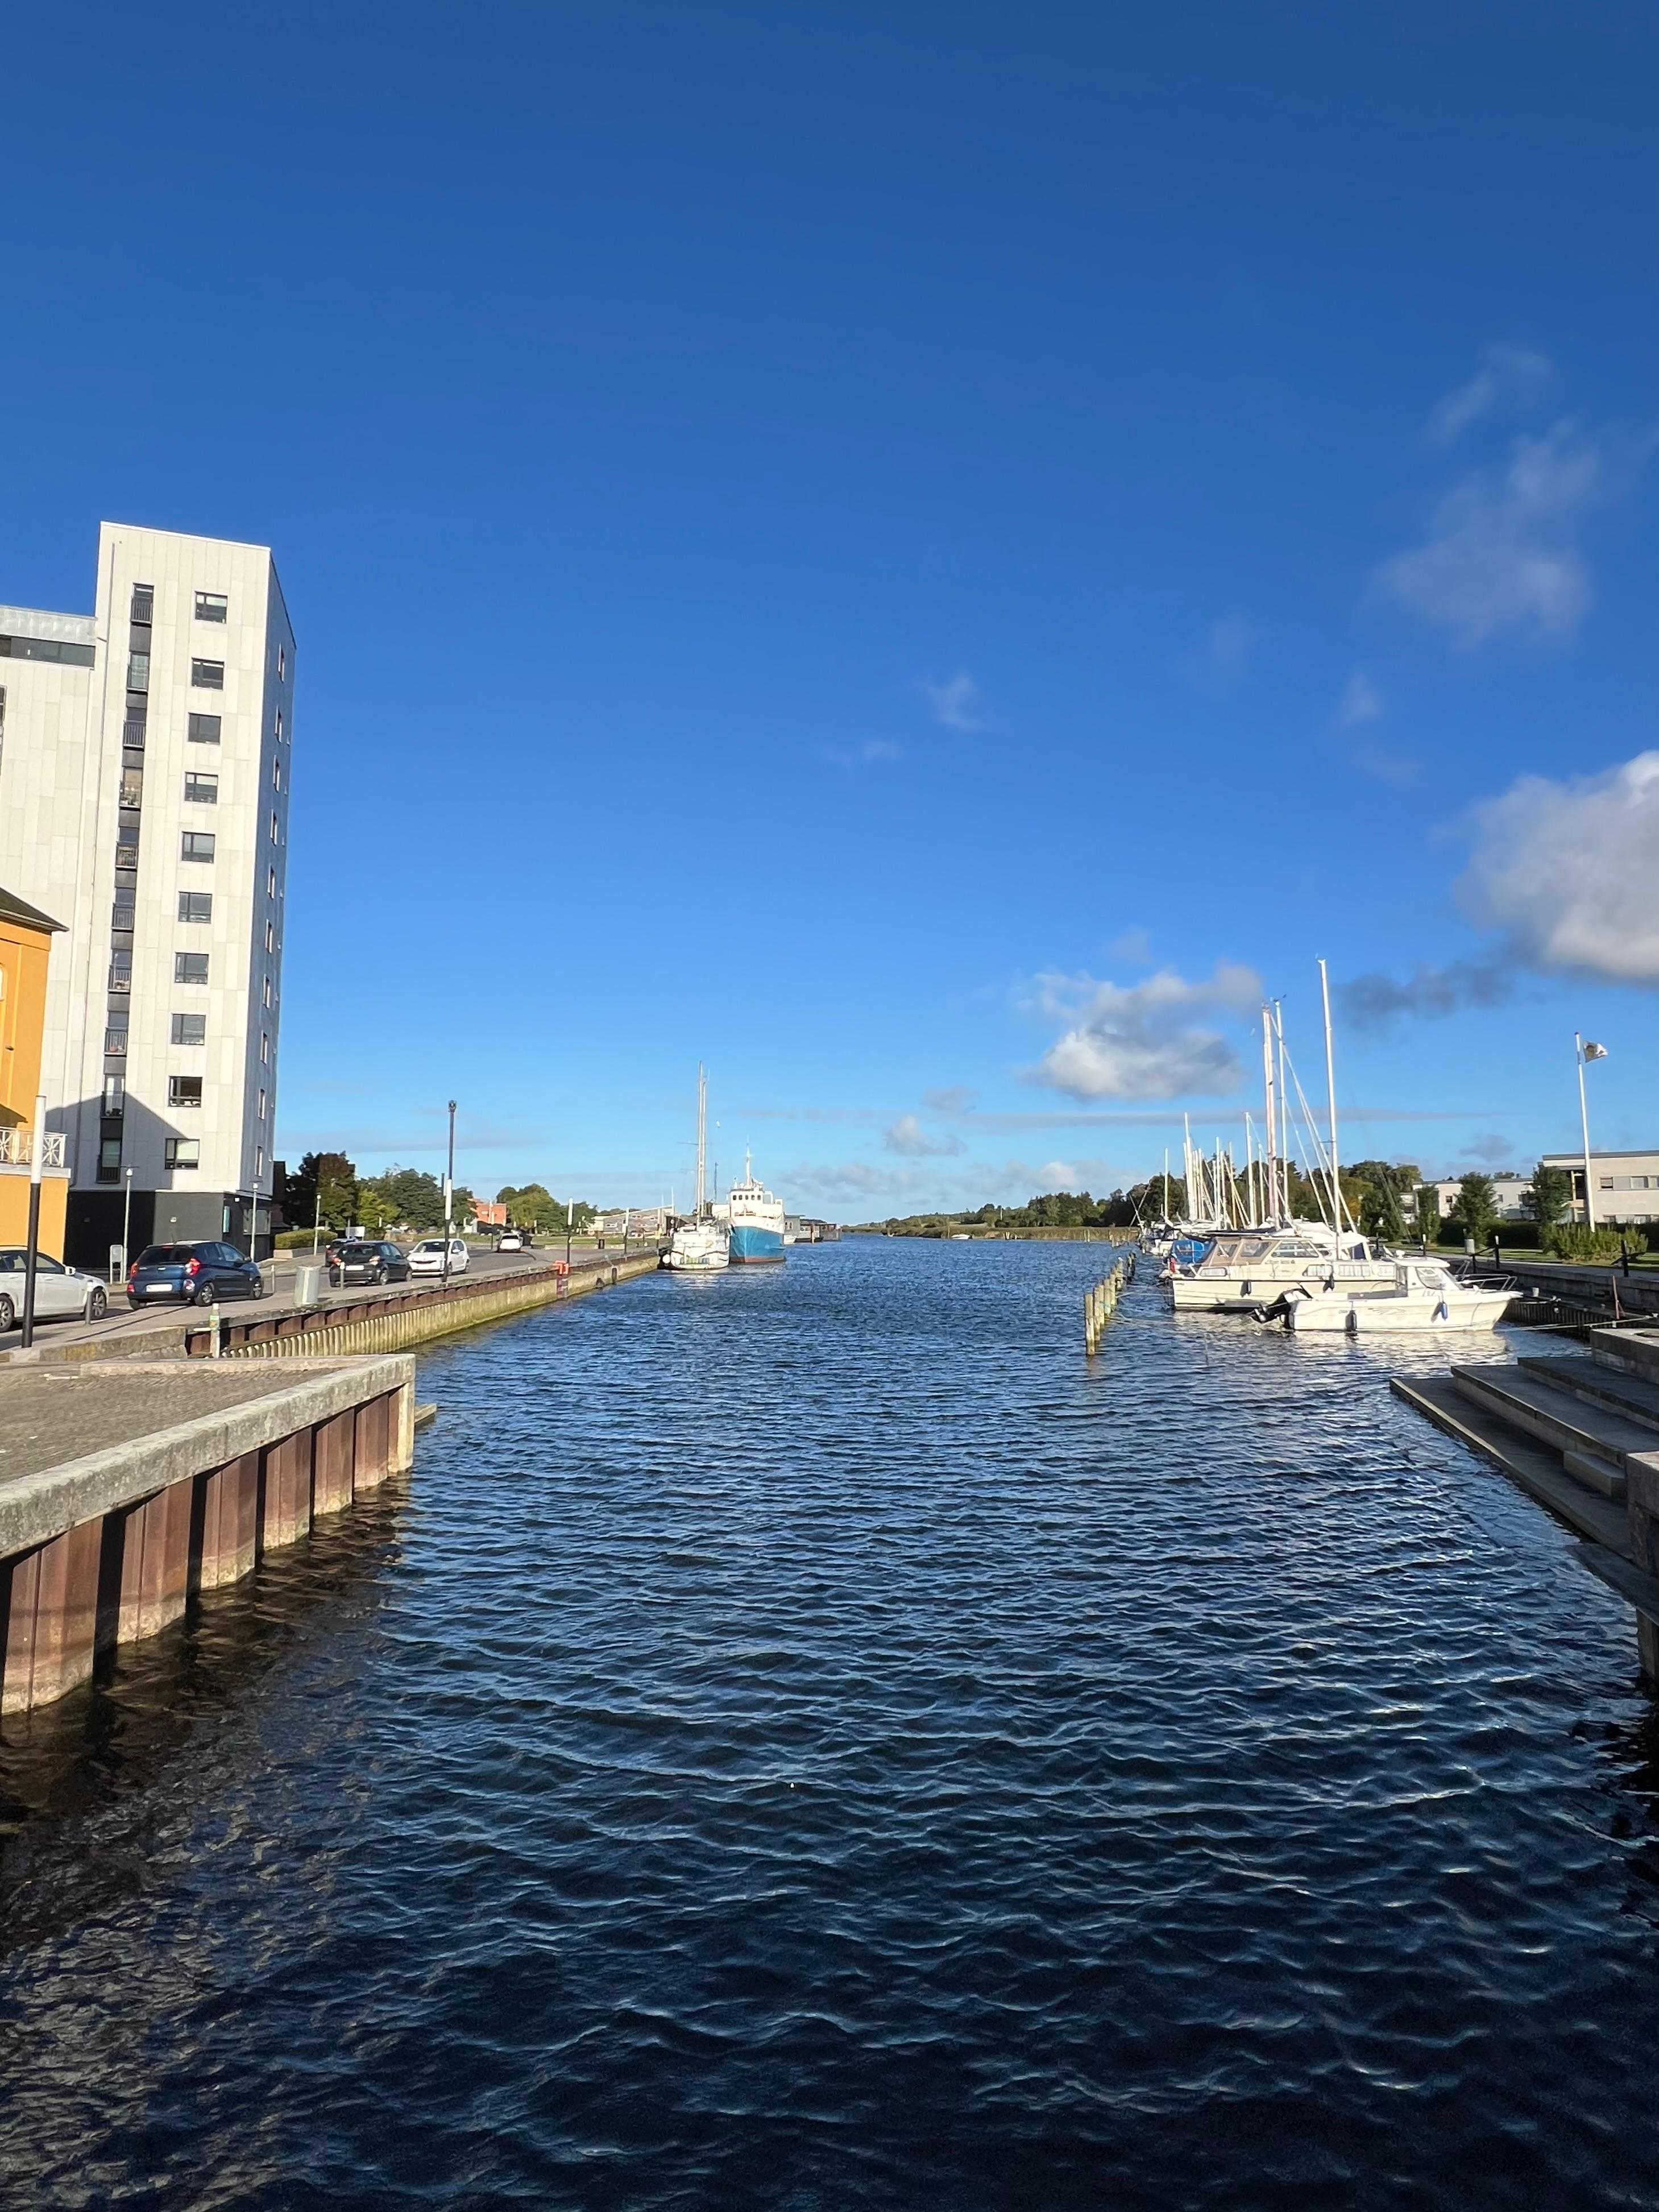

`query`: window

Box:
[179,890,213,923]
[130,585,154,622]
[257,1087,267,1120]
[105,1025,128,1056]
[171,1013,207,1045]
[188,713,221,744]
[194,591,227,622]
[0,633,96,667]
[184,772,219,804]
[175,952,209,984]
[102,1075,126,1117]
[277,644,285,680]
[274,708,283,741]
[272,757,281,789]
[269,810,279,843]
[165,1138,201,1170]
[262,974,273,1008]
[98,1139,122,1182]
[267,867,277,897]
[255,1145,265,1177]
[127,653,150,692]
[168,1075,204,1108]
[190,658,224,690]
[181,831,215,862]
[259,1030,269,1064]
[263,918,275,952]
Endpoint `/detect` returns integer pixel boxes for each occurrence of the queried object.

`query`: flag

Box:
[1582,1041,1609,1062]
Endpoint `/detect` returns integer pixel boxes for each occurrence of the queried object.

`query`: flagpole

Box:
[1575,1032,1596,1229]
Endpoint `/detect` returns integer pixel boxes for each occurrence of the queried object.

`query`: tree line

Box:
[868,1159,1624,1252]
[280,1154,596,1236]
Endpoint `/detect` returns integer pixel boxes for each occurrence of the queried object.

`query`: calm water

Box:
[5,1240,1659,2210]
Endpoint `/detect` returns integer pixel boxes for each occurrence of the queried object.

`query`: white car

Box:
[0,1246,110,1331]
[407,1237,470,1277]
[496,1231,525,1253]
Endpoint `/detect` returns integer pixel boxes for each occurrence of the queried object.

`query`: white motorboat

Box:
[663,1219,729,1272]
[1283,1260,1513,1334]
[1166,1222,1399,1312]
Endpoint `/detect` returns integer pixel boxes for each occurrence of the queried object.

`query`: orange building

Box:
[0,887,69,1256]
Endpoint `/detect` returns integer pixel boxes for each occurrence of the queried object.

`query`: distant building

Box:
[1540,1150,1659,1227]
[0,524,294,1264]
[1405,1173,1532,1224]
[471,1198,508,1228]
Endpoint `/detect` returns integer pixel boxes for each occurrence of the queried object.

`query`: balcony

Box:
[0,1129,67,1168]
[111,902,135,930]
[115,843,139,871]
[104,1029,129,1058]
[122,718,146,749]
[108,964,132,993]
[119,781,143,811]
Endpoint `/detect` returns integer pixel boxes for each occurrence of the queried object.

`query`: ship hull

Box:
[729,1224,786,1264]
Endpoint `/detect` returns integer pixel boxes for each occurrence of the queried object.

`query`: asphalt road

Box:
[0,1241,629,1358]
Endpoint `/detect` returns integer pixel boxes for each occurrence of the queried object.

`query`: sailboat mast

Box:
[1260,1006,1277,1222]
[695,1063,707,1217]
[1273,999,1288,1222]
[1318,958,1345,1241]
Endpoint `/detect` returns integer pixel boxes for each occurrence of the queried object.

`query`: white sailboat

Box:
[663,1066,730,1273]
[1164,962,1401,1313]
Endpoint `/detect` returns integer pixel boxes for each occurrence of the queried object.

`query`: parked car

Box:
[327,1240,410,1287]
[496,1231,525,1253]
[407,1237,469,1277]
[0,1247,109,1331]
[128,1240,266,1307]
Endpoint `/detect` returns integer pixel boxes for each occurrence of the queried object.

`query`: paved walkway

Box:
[0,1242,636,1360]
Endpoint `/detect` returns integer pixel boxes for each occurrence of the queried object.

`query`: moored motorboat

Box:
[1283,1260,1514,1334]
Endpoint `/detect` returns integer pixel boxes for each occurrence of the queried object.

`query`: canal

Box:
[3,1240,1659,2208]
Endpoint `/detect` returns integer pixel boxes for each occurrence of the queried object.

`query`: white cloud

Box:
[1336,672,1383,727]
[1427,344,1552,446]
[922,1086,978,1115]
[1373,421,1606,647]
[920,671,989,732]
[1338,957,1514,1030]
[1023,962,1262,1101]
[884,1113,965,1158]
[1462,751,1659,984]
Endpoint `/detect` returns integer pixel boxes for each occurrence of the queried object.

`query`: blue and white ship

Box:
[727,1151,786,1264]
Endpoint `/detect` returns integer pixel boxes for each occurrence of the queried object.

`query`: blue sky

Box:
[5,2,1654,1215]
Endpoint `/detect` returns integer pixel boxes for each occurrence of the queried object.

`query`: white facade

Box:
[0,524,293,1261]
[1541,1150,1659,1227]
[1407,1173,1533,1223]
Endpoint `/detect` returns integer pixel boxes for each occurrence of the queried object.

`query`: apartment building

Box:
[1541,1150,1659,1227]
[0,523,293,1265]
[1406,1172,1533,1224]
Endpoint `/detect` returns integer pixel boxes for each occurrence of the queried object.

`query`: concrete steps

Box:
[1390,1376,1629,1551]
[1449,1363,1659,1504]
[1516,1354,1659,1431]
[1587,1327,1659,1390]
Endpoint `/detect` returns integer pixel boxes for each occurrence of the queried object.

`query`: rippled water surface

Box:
[6,1240,1659,2209]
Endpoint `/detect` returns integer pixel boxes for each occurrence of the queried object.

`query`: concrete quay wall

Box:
[0,1354,414,1719]
[219,1250,661,1362]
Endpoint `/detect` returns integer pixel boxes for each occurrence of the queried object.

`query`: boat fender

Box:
[1435,1299,1449,1322]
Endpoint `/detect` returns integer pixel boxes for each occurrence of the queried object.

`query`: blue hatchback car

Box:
[127,1240,266,1308]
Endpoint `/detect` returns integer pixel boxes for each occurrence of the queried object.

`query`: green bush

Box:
[273,1228,321,1249]
[1545,1224,1624,1264]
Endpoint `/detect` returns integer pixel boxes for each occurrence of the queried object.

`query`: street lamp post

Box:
[1575,1033,1608,1228]
[566,1199,573,1269]
[122,1166,134,1279]
[442,1099,457,1288]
